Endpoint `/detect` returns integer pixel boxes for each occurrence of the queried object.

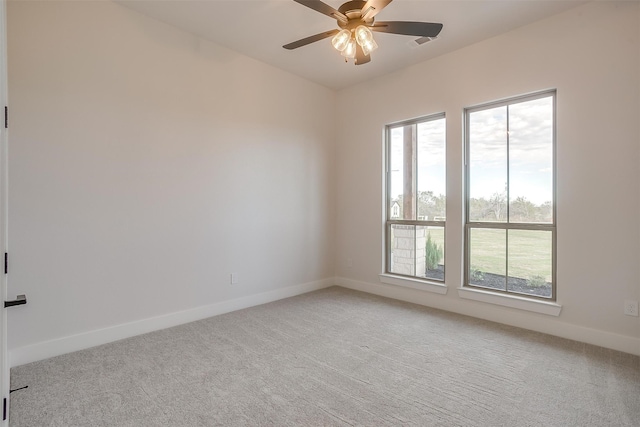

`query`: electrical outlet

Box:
[346,258,353,268]
[230,273,239,285]
[624,300,638,317]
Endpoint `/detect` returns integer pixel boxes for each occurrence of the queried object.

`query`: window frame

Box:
[384,112,446,283]
[464,90,557,301]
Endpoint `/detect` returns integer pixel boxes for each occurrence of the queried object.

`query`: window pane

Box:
[509,97,554,224]
[389,127,405,219]
[469,107,507,222]
[421,226,444,281]
[417,119,446,221]
[469,228,506,290]
[389,224,416,276]
[507,230,552,298]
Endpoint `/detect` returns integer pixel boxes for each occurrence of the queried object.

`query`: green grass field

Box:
[469,228,552,281]
[392,226,550,283]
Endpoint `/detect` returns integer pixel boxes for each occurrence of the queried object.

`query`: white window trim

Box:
[457,286,561,316]
[379,274,448,295]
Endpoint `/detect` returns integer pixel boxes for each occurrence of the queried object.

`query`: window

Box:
[385,114,446,282]
[465,91,556,299]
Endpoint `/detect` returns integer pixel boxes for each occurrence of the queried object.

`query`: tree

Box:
[432,194,446,218]
[489,191,507,221]
[469,194,551,222]
[425,233,443,271]
[510,196,536,222]
[537,201,553,223]
[469,197,490,221]
[417,191,434,219]
[417,191,446,220]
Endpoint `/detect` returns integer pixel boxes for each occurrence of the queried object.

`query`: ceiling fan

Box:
[283,0,443,65]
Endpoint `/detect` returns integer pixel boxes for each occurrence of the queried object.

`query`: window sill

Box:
[379,274,448,295]
[457,287,562,316]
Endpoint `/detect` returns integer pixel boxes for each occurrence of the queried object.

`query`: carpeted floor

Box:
[9,286,640,426]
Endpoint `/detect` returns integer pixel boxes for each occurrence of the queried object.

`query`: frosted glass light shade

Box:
[360,38,378,56]
[355,25,374,45]
[341,38,356,59]
[355,25,378,56]
[331,29,352,52]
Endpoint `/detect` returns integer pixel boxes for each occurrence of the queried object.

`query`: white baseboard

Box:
[10,278,335,367]
[11,276,638,367]
[335,276,640,356]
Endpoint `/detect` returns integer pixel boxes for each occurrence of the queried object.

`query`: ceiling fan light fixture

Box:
[355,25,378,55]
[360,38,378,56]
[355,25,374,45]
[284,0,444,66]
[331,29,352,52]
[341,38,357,59]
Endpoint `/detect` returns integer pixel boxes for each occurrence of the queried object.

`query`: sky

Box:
[389,118,446,199]
[389,95,553,206]
[469,96,553,205]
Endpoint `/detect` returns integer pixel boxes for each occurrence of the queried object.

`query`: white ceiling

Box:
[117,0,587,90]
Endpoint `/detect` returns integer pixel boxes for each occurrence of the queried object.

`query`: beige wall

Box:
[335,1,640,354]
[7,0,336,362]
[6,0,640,364]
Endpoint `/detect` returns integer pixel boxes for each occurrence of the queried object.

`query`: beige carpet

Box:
[9,286,640,426]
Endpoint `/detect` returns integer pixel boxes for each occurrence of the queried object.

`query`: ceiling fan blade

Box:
[293,0,348,22]
[283,29,340,50]
[355,43,371,65]
[361,0,393,20]
[371,21,443,37]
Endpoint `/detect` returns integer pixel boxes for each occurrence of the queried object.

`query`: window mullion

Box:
[412,123,418,220]
[505,105,510,288]
[414,225,417,277]
[506,104,510,223]
[413,123,418,277]
[505,227,509,291]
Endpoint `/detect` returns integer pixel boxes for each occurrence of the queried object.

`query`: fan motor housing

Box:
[337,0,374,29]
